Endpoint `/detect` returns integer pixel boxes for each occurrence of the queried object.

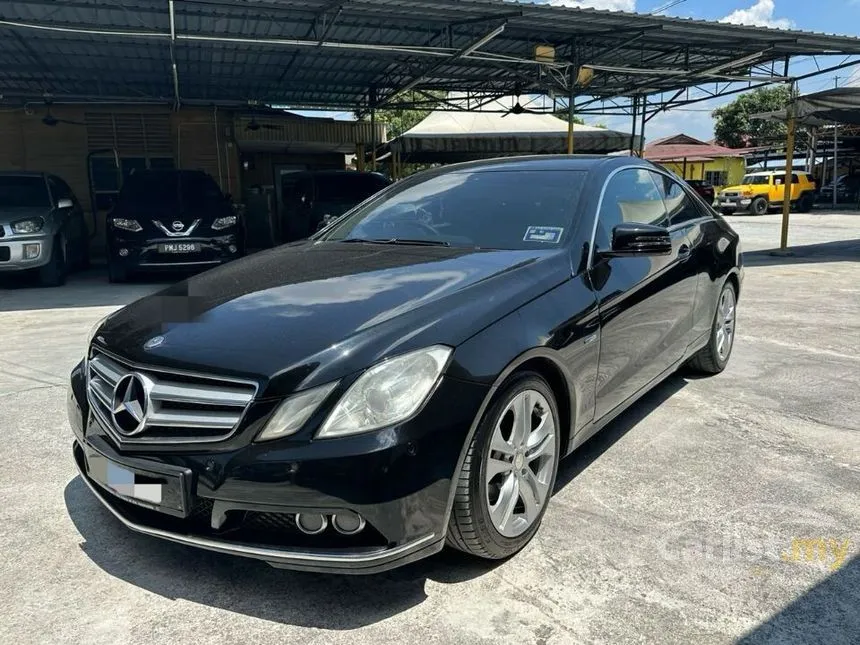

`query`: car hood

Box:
[94,241,571,396]
[0,206,51,225]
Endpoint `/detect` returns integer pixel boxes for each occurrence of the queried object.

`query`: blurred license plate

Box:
[88,455,163,504]
[720,201,734,206]
[159,242,200,253]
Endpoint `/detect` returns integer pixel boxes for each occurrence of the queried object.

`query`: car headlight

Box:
[317,345,452,439]
[255,382,339,442]
[12,217,44,234]
[212,216,237,230]
[112,218,143,232]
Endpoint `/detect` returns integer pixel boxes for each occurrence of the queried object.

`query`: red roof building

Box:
[643,134,746,188]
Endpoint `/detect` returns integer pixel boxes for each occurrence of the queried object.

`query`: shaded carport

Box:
[2,0,860,251]
[3,1,860,128]
[753,86,860,247]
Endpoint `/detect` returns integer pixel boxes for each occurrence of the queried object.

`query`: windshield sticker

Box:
[523,226,564,243]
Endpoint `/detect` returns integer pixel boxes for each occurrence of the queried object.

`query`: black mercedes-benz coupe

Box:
[68,155,743,574]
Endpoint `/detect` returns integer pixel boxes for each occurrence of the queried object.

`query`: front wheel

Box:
[750,197,768,216]
[688,281,737,374]
[38,236,67,287]
[447,372,561,560]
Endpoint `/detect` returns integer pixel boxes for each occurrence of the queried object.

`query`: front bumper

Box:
[0,232,53,271]
[108,232,241,272]
[68,361,488,574]
[715,196,753,212]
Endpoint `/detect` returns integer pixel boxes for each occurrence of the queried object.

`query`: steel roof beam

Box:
[379,21,507,106]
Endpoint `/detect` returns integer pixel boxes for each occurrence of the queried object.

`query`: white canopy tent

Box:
[387,109,641,163]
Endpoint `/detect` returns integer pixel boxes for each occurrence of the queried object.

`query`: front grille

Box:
[723,192,740,198]
[87,350,257,444]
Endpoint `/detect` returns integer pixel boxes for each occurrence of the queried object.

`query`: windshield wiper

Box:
[339,238,450,247]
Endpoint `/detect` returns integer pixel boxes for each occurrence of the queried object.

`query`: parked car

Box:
[686,179,715,203]
[818,174,860,204]
[280,170,390,241]
[0,171,89,286]
[106,169,243,283]
[715,171,816,215]
[69,156,742,574]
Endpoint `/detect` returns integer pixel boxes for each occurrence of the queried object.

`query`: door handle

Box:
[678,244,691,259]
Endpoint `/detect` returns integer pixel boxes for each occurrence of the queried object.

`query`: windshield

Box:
[120,172,223,207]
[741,175,771,185]
[320,170,586,249]
[0,176,50,208]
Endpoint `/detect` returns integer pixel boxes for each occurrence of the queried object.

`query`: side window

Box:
[594,168,668,250]
[654,173,707,226]
[791,174,800,184]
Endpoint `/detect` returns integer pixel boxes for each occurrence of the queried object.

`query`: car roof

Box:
[438,154,635,174]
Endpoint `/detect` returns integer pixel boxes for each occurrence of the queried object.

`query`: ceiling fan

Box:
[39,99,85,127]
[501,93,552,118]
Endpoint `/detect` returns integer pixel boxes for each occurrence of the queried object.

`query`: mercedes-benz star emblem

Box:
[111,374,149,436]
[144,335,164,350]
[171,220,185,231]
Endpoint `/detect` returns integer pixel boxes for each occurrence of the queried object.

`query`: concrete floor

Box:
[0,212,857,645]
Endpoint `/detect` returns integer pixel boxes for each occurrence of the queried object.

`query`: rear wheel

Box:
[38,235,67,287]
[750,197,768,216]
[447,372,561,559]
[688,281,737,375]
[797,193,814,213]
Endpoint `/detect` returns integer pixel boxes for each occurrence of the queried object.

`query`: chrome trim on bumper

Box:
[76,454,439,572]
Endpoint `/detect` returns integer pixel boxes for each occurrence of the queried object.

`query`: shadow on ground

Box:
[0,269,175,312]
[64,475,503,630]
[738,555,860,645]
[555,373,687,492]
[742,239,860,267]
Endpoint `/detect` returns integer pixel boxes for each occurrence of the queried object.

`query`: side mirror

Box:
[57,198,74,210]
[603,222,672,257]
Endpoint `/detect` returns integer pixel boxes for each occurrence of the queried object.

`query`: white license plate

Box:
[158,243,200,253]
[720,201,734,206]
[89,457,163,504]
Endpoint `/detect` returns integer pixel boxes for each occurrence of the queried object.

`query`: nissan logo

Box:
[111,373,149,436]
[171,220,185,231]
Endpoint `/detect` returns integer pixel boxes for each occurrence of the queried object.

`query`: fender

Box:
[441,345,579,534]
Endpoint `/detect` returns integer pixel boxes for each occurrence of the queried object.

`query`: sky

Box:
[298,0,860,143]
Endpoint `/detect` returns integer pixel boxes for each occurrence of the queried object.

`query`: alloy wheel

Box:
[485,389,556,538]
[715,287,736,361]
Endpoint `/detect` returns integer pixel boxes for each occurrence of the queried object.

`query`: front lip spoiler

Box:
[75,449,443,574]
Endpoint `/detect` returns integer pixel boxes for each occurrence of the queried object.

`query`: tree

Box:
[356,91,444,139]
[712,86,791,148]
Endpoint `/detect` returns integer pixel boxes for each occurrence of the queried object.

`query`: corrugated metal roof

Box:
[0,0,858,111]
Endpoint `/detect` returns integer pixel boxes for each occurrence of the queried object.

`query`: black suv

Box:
[106,170,243,282]
[280,170,390,241]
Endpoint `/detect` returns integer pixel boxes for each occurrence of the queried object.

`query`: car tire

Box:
[797,193,814,213]
[107,260,128,284]
[751,197,768,216]
[688,281,737,375]
[447,372,561,560]
[38,235,67,287]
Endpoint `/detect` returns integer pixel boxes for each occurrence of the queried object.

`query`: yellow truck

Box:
[715,171,816,215]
